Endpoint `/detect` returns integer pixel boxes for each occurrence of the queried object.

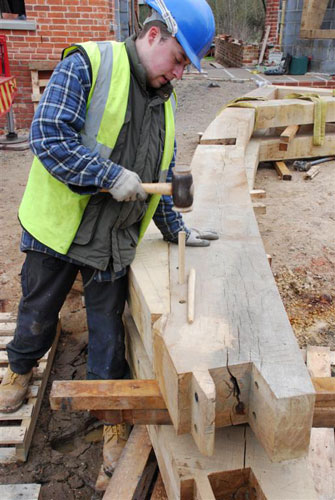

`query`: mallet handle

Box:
[141,183,172,195]
[101,183,172,196]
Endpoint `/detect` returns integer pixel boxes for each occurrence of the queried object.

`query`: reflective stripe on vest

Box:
[18,41,175,254]
[138,91,176,243]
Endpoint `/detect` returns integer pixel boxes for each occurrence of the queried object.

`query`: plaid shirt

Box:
[22,50,189,281]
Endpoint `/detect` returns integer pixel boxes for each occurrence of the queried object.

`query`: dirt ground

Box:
[0,60,334,497]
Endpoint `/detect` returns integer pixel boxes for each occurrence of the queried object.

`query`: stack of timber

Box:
[0,313,60,463]
[126,84,335,497]
[49,84,335,498]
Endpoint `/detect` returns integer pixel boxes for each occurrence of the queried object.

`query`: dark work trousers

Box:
[6,251,128,380]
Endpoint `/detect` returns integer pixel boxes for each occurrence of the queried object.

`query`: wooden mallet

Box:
[141,165,193,212]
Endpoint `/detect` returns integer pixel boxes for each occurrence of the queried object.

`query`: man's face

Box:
[139,27,190,88]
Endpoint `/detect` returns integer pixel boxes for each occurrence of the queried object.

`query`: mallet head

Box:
[172,165,194,212]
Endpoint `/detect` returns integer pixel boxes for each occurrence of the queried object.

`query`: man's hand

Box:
[186,228,219,247]
[109,169,147,202]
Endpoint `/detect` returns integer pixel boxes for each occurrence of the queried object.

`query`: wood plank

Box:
[0,403,33,420]
[307,346,335,500]
[252,97,335,130]
[252,202,266,214]
[53,376,335,428]
[0,483,41,499]
[103,426,152,500]
[274,161,292,180]
[0,447,17,464]
[259,132,335,162]
[0,313,16,323]
[15,321,61,461]
[250,189,266,200]
[28,60,57,71]
[0,361,47,381]
[0,350,48,364]
[0,336,14,348]
[276,86,335,99]
[0,322,16,335]
[305,165,320,180]
[279,124,299,151]
[0,426,26,445]
[258,25,271,65]
[50,380,167,411]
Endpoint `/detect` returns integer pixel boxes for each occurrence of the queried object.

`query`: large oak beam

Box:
[257,132,335,161]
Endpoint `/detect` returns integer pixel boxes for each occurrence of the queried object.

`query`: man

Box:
[0,0,217,486]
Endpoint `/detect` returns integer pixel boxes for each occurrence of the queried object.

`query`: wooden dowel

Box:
[178,231,186,284]
[188,268,196,323]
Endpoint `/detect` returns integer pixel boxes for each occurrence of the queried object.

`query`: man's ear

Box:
[147,25,161,45]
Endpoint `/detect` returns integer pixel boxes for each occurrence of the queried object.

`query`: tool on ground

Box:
[293,156,335,172]
[304,165,320,180]
[178,231,186,284]
[187,268,196,324]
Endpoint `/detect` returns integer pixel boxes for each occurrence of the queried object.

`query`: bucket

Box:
[289,56,308,75]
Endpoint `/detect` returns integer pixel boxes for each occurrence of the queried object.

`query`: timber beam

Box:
[50,378,335,428]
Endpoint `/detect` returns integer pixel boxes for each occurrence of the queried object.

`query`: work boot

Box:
[95,423,131,491]
[0,366,33,413]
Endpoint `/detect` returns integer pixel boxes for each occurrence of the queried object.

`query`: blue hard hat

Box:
[144,0,215,71]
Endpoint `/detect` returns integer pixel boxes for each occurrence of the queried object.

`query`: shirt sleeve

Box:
[29,51,123,195]
[153,141,190,243]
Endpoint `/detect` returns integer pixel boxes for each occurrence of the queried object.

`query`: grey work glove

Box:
[109,168,147,202]
[186,228,219,247]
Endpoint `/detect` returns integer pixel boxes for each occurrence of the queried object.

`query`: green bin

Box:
[289,56,308,75]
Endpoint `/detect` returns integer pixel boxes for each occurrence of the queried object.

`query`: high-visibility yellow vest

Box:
[18,41,175,254]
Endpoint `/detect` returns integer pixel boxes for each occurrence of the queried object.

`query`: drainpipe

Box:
[130,0,135,35]
[279,0,287,48]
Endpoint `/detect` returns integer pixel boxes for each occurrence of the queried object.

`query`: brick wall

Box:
[265,0,280,43]
[215,0,280,68]
[215,35,270,67]
[1,0,137,130]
